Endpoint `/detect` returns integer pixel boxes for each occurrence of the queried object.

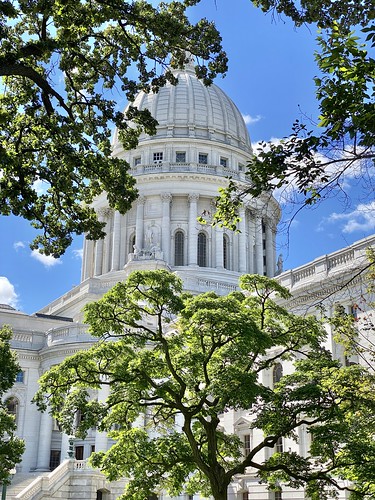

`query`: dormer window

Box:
[176,152,186,163]
[153,152,163,163]
[198,153,208,165]
[220,157,228,167]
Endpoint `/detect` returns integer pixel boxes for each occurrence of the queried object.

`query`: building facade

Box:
[1,63,373,499]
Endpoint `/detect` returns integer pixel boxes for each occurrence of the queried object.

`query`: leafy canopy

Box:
[214,0,374,229]
[0,0,227,256]
[34,270,375,500]
[0,326,25,483]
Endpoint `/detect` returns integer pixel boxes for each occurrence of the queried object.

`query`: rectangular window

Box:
[133,156,141,166]
[49,450,61,471]
[153,152,163,163]
[275,437,283,453]
[198,153,208,164]
[15,371,24,383]
[75,445,84,460]
[220,157,228,167]
[242,493,249,500]
[176,152,186,163]
[238,163,244,171]
[91,445,96,455]
[244,434,251,456]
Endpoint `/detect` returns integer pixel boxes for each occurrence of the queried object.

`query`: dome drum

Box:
[85,65,280,296]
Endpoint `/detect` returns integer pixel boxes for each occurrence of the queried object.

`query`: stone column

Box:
[94,209,109,276]
[119,213,127,268]
[82,239,94,280]
[35,408,53,471]
[81,237,88,282]
[248,213,255,274]
[272,226,277,278]
[101,209,113,274]
[161,193,172,263]
[111,210,121,271]
[94,240,104,277]
[238,207,247,273]
[254,213,264,275]
[135,196,146,251]
[188,193,199,266]
[265,220,275,277]
[215,226,224,269]
[95,384,110,452]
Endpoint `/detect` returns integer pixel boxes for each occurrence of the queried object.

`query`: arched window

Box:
[273,363,283,385]
[223,234,229,270]
[129,234,136,254]
[175,231,184,266]
[6,397,19,422]
[197,232,207,267]
[275,436,283,453]
[96,489,109,500]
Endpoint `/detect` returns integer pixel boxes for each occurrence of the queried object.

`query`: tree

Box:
[34,270,375,500]
[0,326,25,484]
[213,0,374,228]
[0,0,227,256]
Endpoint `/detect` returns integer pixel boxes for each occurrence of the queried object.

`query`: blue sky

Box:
[1,0,374,314]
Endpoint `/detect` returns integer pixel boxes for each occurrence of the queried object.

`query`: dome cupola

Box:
[113,67,252,156]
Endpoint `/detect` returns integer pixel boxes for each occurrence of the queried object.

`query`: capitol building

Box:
[1,60,373,500]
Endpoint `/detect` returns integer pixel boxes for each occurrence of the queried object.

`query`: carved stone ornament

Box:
[161,192,172,202]
[97,207,113,220]
[188,193,199,203]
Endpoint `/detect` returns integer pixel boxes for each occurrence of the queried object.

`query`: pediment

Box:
[233,416,252,430]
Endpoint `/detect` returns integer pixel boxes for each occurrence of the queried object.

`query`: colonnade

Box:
[81,193,277,280]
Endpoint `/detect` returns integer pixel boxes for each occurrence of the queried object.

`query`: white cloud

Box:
[243,113,262,125]
[322,202,375,234]
[73,248,83,260]
[33,178,49,195]
[31,250,62,268]
[251,139,368,207]
[0,277,18,307]
[13,241,26,251]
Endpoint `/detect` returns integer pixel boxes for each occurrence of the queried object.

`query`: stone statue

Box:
[145,223,160,250]
[276,254,283,275]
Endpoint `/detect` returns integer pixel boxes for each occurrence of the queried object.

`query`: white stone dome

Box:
[114,66,252,154]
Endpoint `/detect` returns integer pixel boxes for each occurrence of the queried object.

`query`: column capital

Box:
[188,193,199,203]
[161,192,172,203]
[136,195,146,206]
[97,207,113,219]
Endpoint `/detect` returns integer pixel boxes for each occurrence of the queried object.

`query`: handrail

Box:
[277,235,375,290]
[15,460,96,499]
[15,460,72,499]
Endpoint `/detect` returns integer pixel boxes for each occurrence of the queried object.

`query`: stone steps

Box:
[6,472,50,499]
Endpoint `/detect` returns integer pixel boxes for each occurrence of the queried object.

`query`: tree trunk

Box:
[211,483,228,500]
[212,492,228,500]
